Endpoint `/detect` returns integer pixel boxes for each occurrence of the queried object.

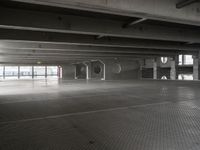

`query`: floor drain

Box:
[89,140,95,144]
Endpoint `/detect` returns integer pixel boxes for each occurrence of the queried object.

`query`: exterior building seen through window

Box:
[178,74,193,80]
[0,66,3,79]
[179,55,193,65]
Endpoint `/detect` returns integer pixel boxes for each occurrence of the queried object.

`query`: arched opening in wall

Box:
[91,60,105,80]
[112,63,121,74]
[161,76,167,80]
[94,65,101,74]
[75,63,87,79]
[161,57,168,64]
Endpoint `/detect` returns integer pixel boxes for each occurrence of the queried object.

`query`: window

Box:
[178,74,193,80]
[161,57,168,64]
[47,66,58,78]
[0,66,3,79]
[179,55,193,65]
[179,55,183,65]
[5,66,18,79]
[20,66,32,79]
[34,66,45,79]
[0,65,60,80]
[184,55,193,65]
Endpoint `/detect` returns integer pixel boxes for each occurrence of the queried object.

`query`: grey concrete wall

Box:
[142,68,153,79]
[62,60,140,81]
[143,57,173,79]
[104,59,140,80]
[61,64,75,80]
[144,57,171,68]
[144,59,154,68]
[142,57,193,80]
[158,57,171,68]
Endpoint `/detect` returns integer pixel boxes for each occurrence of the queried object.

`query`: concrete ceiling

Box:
[0,0,199,64]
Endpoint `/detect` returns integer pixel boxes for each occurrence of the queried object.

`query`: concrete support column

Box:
[88,64,92,79]
[153,59,157,79]
[170,57,178,80]
[61,65,75,80]
[193,55,199,80]
[45,66,47,78]
[74,65,77,79]
[86,65,89,80]
[84,62,91,80]
[139,59,144,79]
[3,66,5,79]
[99,60,105,80]
[32,66,34,79]
[18,66,20,79]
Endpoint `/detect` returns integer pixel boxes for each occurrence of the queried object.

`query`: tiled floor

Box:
[1,79,200,150]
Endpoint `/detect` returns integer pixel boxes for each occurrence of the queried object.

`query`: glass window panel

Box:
[178,74,183,80]
[178,74,193,80]
[47,66,58,79]
[47,66,58,76]
[179,55,183,65]
[20,66,32,79]
[184,55,193,65]
[183,74,193,80]
[0,66,3,79]
[34,66,45,78]
[5,66,18,79]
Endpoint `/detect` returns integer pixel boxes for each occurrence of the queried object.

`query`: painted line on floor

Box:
[0,92,124,105]
[0,101,170,125]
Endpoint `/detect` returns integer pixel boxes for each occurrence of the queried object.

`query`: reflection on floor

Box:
[0,79,200,150]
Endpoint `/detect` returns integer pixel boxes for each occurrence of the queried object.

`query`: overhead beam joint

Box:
[122,18,147,28]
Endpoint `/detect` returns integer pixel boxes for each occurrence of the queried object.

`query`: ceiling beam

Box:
[0,30,200,51]
[9,0,200,26]
[0,7,200,43]
[0,47,187,56]
[0,47,188,64]
[176,0,200,9]
[0,41,186,53]
[0,54,174,61]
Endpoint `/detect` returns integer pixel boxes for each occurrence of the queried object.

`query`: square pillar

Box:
[3,66,5,79]
[18,66,20,79]
[193,55,199,80]
[32,66,34,79]
[153,59,157,79]
[170,57,178,80]
[74,65,77,79]
[84,62,91,80]
[45,66,47,78]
